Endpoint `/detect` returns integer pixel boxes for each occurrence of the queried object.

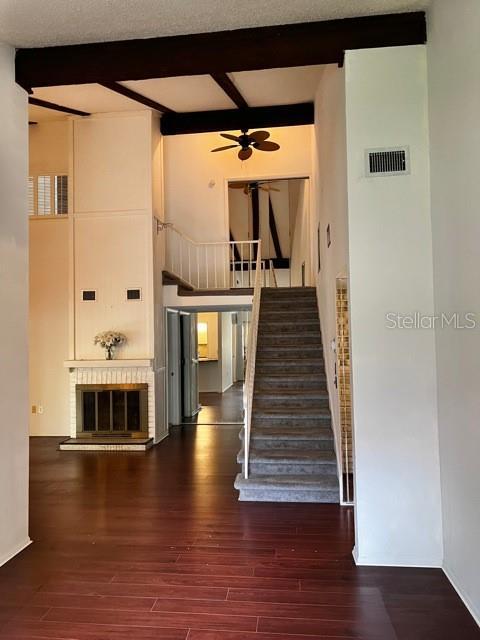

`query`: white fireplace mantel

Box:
[64,359,153,369]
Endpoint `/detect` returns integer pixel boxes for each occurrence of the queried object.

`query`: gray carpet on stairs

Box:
[234,287,340,503]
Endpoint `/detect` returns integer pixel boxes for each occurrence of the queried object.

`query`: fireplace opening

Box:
[76,384,148,436]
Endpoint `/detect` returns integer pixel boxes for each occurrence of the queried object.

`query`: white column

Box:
[345,45,443,567]
[0,43,30,566]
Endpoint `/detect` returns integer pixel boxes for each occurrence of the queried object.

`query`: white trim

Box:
[353,551,442,568]
[0,538,32,569]
[28,214,69,221]
[443,565,480,627]
[154,431,169,445]
[64,359,153,368]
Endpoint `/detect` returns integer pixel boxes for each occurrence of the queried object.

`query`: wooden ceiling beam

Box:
[15,12,426,90]
[99,81,175,113]
[211,73,248,109]
[161,102,313,135]
[28,96,90,116]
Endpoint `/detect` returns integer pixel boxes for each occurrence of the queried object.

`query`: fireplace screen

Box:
[76,384,148,435]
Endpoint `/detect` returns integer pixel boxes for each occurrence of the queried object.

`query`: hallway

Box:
[0,432,477,639]
[184,382,244,425]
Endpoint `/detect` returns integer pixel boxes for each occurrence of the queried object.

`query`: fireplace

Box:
[76,384,148,436]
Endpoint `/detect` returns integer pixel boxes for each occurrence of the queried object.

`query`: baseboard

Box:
[353,550,442,568]
[443,565,480,627]
[0,537,32,569]
[153,431,169,445]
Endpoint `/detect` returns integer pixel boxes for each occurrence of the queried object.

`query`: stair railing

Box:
[159,221,261,290]
[243,240,263,479]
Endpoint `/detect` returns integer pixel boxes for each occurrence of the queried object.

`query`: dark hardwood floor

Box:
[184,382,244,425]
[0,429,478,639]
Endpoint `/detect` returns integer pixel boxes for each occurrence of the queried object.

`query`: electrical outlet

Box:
[38,405,44,414]
[31,405,37,414]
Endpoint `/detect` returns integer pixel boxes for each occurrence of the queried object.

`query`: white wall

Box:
[29,120,71,436]
[29,119,69,175]
[313,64,349,486]
[290,179,310,286]
[345,46,443,566]
[152,115,168,442]
[72,112,155,360]
[163,126,313,242]
[0,43,30,566]
[427,0,480,620]
[29,219,70,435]
[220,312,233,392]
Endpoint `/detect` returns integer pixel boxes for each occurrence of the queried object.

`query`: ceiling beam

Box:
[99,81,175,114]
[211,73,248,109]
[161,102,313,135]
[28,96,90,117]
[15,12,426,90]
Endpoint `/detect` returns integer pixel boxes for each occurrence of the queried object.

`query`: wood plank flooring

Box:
[0,429,478,639]
[184,383,244,424]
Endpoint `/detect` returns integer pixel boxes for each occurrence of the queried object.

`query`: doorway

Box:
[167,309,248,427]
[228,177,311,287]
[167,310,200,427]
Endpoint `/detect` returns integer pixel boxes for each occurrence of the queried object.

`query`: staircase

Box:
[235,287,340,503]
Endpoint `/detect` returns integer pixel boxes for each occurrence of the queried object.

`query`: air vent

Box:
[365,147,410,177]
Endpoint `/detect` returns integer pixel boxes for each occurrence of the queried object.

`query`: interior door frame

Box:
[224,172,313,285]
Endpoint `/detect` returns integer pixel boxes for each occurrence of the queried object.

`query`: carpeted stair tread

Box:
[236,287,339,504]
[235,473,339,490]
[254,389,329,399]
[247,449,336,464]
[250,426,334,440]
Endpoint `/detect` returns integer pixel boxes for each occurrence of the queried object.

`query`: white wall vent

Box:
[365,147,410,177]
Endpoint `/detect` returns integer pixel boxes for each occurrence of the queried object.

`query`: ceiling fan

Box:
[211,129,280,160]
[229,181,280,195]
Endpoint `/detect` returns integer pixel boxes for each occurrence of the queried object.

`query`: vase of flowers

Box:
[94,331,127,360]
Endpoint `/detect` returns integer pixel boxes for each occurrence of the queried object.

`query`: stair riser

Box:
[253,417,331,428]
[251,438,334,451]
[261,304,317,313]
[259,320,319,329]
[257,336,321,347]
[254,391,329,400]
[260,313,319,323]
[256,365,325,375]
[248,461,338,475]
[237,488,339,503]
[254,400,330,411]
[257,350,323,360]
[255,380,326,391]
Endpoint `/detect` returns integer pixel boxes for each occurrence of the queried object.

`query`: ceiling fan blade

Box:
[249,130,270,143]
[260,186,280,192]
[221,133,241,142]
[238,147,253,161]
[211,144,238,152]
[254,141,280,152]
[229,182,248,189]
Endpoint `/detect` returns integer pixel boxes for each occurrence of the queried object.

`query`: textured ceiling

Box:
[28,65,326,121]
[1,0,429,48]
